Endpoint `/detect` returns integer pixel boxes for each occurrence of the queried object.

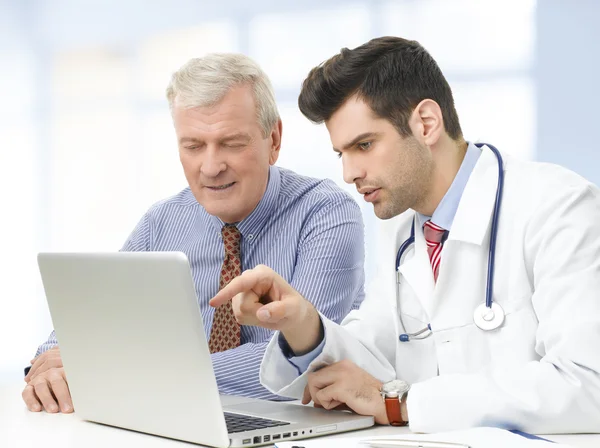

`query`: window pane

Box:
[53,48,130,104]
[0,123,42,368]
[249,4,372,90]
[453,77,535,160]
[138,111,188,203]
[49,108,140,250]
[381,0,536,74]
[137,23,238,102]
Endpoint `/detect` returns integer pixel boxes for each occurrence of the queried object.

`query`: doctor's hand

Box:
[209,265,322,354]
[302,360,390,425]
[22,367,74,413]
[25,346,63,383]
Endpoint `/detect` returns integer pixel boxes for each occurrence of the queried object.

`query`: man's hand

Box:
[209,265,322,354]
[302,360,389,424]
[25,347,63,383]
[22,367,73,413]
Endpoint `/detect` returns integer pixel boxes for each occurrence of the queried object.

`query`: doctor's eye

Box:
[335,151,342,159]
[358,141,372,151]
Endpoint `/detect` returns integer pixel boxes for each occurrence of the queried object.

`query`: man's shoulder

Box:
[277,167,358,210]
[145,187,198,220]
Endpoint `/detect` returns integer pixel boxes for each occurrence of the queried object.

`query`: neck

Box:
[219,172,270,224]
[417,137,468,216]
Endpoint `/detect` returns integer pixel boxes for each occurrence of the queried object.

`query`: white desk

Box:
[1,382,598,447]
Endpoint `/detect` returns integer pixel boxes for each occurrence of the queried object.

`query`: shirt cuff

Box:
[277,332,326,374]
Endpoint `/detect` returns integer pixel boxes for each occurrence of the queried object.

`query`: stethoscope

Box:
[397,143,505,342]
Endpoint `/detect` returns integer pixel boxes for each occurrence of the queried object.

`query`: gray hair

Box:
[166,53,280,137]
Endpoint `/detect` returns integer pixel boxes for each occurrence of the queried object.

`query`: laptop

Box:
[37,252,374,447]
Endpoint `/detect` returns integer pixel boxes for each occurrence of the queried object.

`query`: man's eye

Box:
[358,141,372,150]
[335,152,342,159]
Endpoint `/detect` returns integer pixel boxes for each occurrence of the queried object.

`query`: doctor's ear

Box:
[409,99,444,147]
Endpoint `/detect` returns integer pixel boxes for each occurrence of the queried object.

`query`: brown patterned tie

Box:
[208,225,242,353]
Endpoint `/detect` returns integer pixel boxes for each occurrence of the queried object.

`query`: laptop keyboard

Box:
[224,412,291,434]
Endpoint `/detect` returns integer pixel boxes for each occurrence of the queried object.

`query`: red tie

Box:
[423,220,447,282]
[208,225,242,353]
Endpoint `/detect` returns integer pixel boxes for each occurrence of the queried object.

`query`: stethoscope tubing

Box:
[395,143,505,337]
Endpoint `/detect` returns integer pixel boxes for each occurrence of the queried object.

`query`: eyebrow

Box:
[335,132,382,151]
[179,137,202,145]
[178,133,251,145]
[220,133,251,143]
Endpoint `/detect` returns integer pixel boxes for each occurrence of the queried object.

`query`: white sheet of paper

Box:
[275,427,573,448]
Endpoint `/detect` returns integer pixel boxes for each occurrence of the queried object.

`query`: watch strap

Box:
[384,393,408,426]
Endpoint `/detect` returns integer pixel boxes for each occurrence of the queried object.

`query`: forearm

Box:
[212,341,290,401]
[25,331,59,376]
[261,313,397,398]
[35,330,58,357]
[408,358,600,434]
[280,303,323,355]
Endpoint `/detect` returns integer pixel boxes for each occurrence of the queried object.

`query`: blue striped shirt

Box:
[36,165,365,399]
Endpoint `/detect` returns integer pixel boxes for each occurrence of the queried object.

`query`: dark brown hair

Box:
[298,36,463,140]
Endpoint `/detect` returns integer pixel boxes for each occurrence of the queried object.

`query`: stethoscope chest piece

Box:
[473,302,505,331]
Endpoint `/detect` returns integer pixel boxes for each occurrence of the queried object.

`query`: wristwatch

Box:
[381,379,410,426]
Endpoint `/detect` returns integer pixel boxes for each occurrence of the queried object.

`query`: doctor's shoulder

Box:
[503,156,600,212]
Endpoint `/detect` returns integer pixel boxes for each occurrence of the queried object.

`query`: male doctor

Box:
[210,36,600,433]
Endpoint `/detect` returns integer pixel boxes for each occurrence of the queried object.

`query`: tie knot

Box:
[423,220,447,245]
[221,225,241,256]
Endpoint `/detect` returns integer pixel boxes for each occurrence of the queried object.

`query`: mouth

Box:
[205,182,235,191]
[361,188,381,203]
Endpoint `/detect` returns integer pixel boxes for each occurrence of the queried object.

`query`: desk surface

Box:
[1,383,598,448]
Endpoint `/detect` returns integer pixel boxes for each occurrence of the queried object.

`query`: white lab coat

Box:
[260,146,600,434]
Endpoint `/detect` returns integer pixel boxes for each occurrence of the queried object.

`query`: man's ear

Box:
[269,119,282,165]
[408,99,444,147]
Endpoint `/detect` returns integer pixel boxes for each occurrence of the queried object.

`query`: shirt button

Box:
[247,234,254,240]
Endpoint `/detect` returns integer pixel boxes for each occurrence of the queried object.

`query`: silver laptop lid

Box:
[38,252,230,447]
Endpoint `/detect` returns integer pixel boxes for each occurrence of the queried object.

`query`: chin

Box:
[374,211,396,220]
[374,203,405,220]
[198,201,227,219]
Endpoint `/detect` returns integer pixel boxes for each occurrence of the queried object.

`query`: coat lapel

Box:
[446,145,502,246]
[431,145,504,321]
[397,145,504,320]
[398,218,436,319]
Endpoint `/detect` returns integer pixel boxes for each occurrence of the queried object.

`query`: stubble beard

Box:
[374,141,433,220]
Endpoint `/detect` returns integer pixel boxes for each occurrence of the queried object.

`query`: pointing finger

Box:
[210,266,275,308]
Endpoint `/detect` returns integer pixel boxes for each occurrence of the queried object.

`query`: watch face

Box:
[382,379,409,396]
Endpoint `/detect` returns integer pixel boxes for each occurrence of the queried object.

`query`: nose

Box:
[342,153,365,185]
[200,146,226,178]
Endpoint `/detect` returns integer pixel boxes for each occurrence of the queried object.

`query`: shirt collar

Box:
[209,165,281,240]
[417,141,482,231]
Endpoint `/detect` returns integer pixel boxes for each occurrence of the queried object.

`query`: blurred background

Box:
[1,0,598,383]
